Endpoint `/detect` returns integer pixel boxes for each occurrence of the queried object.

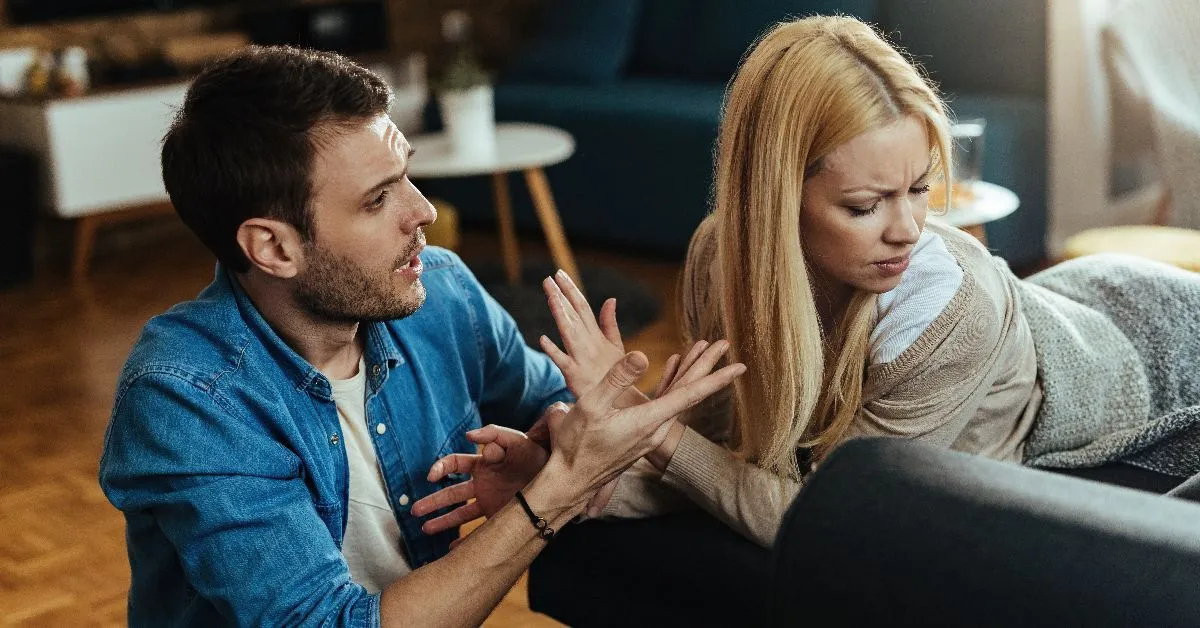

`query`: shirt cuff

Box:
[661,426,727,496]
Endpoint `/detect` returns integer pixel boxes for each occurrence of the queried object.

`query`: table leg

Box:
[491,172,522,285]
[963,224,988,246]
[72,215,98,285]
[524,167,583,293]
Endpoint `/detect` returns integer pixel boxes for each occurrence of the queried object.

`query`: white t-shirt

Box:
[869,230,964,365]
[329,359,411,594]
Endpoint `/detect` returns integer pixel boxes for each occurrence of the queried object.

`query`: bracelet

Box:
[514,490,555,541]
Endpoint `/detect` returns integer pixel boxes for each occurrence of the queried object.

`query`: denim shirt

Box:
[99,247,571,627]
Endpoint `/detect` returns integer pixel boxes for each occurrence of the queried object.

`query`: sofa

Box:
[528,439,1200,627]
[421,0,1048,267]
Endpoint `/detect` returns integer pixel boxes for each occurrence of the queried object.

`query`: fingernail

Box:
[556,269,567,278]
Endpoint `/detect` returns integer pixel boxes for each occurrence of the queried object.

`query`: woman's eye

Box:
[910,184,931,195]
[848,201,880,216]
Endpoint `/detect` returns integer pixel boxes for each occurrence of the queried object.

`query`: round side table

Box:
[938,181,1020,245]
[406,122,581,290]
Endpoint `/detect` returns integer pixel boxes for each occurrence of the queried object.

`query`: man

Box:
[99,46,742,627]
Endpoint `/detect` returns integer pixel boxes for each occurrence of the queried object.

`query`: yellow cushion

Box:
[425,199,461,252]
[1063,225,1200,272]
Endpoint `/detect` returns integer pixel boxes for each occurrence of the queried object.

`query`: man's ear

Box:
[235,218,306,279]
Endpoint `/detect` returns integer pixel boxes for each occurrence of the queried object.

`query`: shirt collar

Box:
[217,265,405,399]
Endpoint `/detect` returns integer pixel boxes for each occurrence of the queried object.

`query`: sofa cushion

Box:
[629,0,877,80]
[497,78,726,124]
[506,0,642,83]
[689,0,878,80]
[626,0,697,78]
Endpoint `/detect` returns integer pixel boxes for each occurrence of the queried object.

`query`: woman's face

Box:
[799,115,932,300]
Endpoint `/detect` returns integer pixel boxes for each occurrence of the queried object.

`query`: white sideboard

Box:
[0,81,189,281]
[0,81,188,218]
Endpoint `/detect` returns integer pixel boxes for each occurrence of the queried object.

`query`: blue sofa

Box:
[424,0,1047,266]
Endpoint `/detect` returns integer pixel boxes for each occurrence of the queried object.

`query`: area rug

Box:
[463,257,662,350]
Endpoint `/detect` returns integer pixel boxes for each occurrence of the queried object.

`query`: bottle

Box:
[59,47,90,96]
[23,50,53,97]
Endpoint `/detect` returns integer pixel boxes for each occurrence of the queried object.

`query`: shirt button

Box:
[376,423,387,435]
[329,434,340,445]
[371,364,382,377]
[398,494,410,507]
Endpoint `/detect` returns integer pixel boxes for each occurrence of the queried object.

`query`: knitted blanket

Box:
[1018,254,1200,477]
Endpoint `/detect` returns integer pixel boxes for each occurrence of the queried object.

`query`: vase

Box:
[437,84,496,160]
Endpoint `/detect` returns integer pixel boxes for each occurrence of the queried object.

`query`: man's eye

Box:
[370,189,389,209]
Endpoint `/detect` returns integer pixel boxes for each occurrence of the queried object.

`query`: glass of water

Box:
[951,118,987,198]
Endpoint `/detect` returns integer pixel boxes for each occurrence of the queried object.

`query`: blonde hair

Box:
[682,16,952,479]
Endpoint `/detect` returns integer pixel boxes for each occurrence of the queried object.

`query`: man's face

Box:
[295,114,436,323]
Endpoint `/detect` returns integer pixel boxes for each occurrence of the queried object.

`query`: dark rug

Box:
[463,257,662,349]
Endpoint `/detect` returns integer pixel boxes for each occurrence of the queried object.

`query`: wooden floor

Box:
[0,217,685,626]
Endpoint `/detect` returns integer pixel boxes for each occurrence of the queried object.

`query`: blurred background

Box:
[1,0,1196,625]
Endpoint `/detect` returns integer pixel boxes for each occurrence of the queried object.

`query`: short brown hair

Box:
[162,45,393,272]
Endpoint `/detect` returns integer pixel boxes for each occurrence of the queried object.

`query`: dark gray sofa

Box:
[529,439,1200,627]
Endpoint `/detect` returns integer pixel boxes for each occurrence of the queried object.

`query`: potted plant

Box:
[435,10,496,160]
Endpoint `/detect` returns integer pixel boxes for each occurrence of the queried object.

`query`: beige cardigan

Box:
[602,220,1042,547]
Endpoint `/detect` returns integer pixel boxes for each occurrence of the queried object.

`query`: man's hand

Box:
[548,350,745,493]
[411,415,560,535]
[578,339,734,516]
[539,270,648,408]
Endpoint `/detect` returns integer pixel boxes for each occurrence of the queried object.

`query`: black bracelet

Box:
[514,490,555,541]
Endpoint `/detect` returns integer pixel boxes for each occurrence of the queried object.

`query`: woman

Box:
[533,14,1200,548]
[418,15,1200,549]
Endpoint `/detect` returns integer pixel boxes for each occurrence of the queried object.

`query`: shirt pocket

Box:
[312,499,345,547]
[435,402,483,483]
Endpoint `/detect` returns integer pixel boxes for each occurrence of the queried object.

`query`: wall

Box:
[0,0,544,73]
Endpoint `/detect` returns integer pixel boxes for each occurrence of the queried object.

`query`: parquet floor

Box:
[0,217,684,626]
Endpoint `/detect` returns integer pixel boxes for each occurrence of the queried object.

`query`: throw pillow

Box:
[506,0,642,83]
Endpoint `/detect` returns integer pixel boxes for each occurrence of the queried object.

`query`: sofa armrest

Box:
[773,438,1200,626]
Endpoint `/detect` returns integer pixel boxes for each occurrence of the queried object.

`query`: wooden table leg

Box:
[491,172,522,285]
[70,202,176,284]
[963,223,988,246]
[524,167,583,293]
[72,215,98,285]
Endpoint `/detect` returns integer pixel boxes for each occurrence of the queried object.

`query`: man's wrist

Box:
[520,456,590,527]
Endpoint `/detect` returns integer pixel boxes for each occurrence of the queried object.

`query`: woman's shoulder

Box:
[870,221,1020,375]
[870,229,964,364]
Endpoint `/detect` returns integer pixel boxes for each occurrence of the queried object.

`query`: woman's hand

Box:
[645,339,732,472]
[540,270,648,408]
[412,416,558,535]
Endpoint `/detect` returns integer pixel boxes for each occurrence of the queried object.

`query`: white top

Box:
[870,230,964,365]
[330,360,411,594]
[939,181,1020,228]
[406,122,575,178]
